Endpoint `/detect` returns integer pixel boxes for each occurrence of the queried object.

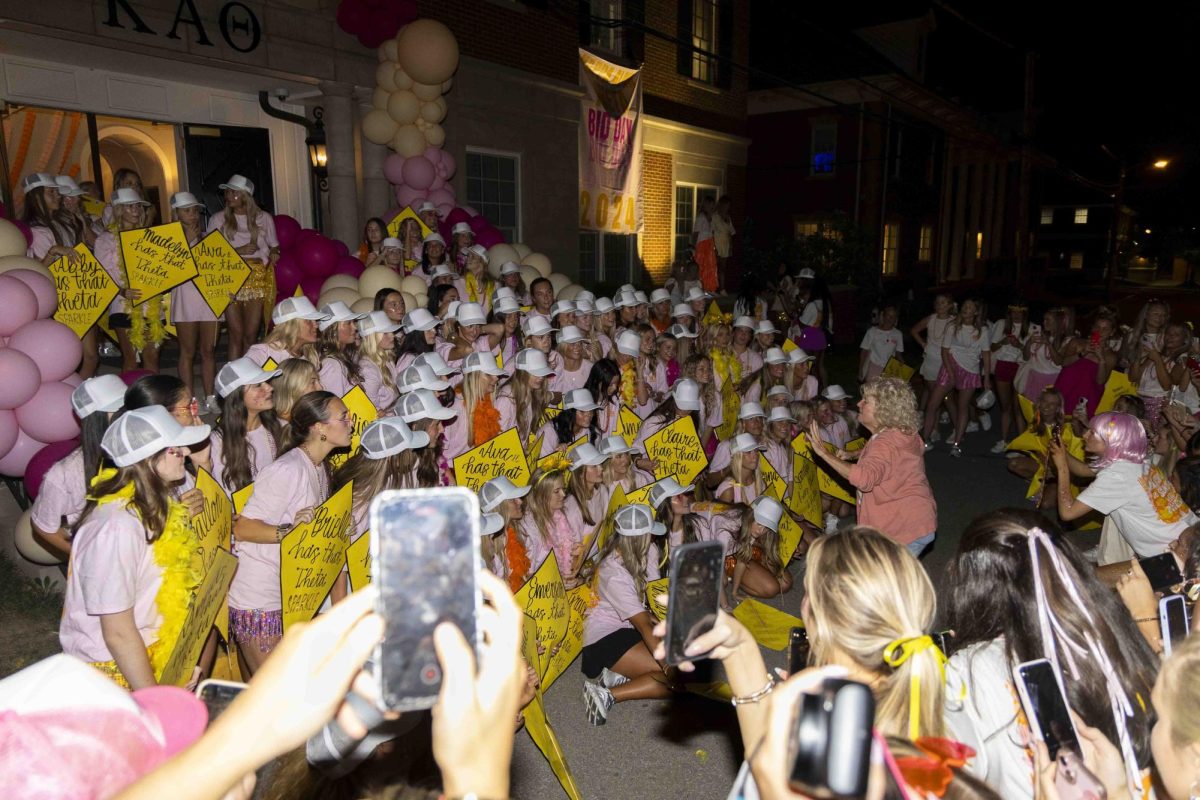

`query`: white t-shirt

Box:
[944,324,992,373]
[860,326,904,367]
[799,299,823,326]
[692,213,713,243]
[1077,460,1196,557]
[990,320,1028,365]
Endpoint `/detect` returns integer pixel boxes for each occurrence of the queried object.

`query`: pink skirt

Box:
[937,362,982,391]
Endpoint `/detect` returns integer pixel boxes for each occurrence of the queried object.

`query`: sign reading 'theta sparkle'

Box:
[578,48,644,235]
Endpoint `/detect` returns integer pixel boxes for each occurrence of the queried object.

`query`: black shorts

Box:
[581,627,643,679]
[109,313,132,329]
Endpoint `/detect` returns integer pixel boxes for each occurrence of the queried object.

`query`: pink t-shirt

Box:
[319,357,355,398]
[26,225,56,260]
[583,542,662,645]
[735,347,763,375]
[92,232,128,315]
[30,447,87,533]
[360,360,398,413]
[206,210,278,264]
[709,439,733,474]
[520,507,583,581]
[229,448,329,612]
[716,476,758,505]
[60,502,163,662]
[847,429,937,546]
[208,426,277,497]
[244,342,293,367]
[493,391,518,435]
[441,396,469,460]
[549,359,593,394]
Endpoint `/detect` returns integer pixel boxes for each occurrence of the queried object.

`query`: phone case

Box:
[1054,751,1107,800]
[1013,659,1081,759]
[1160,595,1190,657]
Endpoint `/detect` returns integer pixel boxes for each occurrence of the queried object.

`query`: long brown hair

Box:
[319,322,364,385]
[216,385,283,492]
[73,457,172,542]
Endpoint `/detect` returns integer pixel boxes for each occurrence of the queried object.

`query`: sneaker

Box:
[600,667,630,689]
[939,411,950,425]
[824,513,840,534]
[990,439,1008,454]
[929,429,941,443]
[583,680,615,726]
[980,414,992,432]
[949,443,962,458]
[99,340,119,358]
[965,421,980,433]
[923,440,935,453]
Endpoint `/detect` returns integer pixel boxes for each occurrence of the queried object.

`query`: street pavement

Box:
[508,417,1090,800]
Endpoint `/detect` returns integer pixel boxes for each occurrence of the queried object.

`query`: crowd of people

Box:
[7,169,1200,800]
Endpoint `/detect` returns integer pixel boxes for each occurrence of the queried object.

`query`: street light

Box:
[1153,159,1170,169]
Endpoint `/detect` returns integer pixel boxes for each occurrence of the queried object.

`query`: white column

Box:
[356,87,391,220]
[318,81,359,248]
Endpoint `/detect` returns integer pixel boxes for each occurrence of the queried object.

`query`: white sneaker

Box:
[600,667,630,689]
[990,439,1008,454]
[949,443,962,458]
[923,440,935,453]
[929,429,941,443]
[824,513,840,534]
[583,680,615,726]
[965,421,980,433]
[980,414,992,432]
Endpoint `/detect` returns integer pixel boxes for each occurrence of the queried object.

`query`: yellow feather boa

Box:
[90,469,202,680]
[110,222,166,351]
[710,348,742,440]
[620,361,637,407]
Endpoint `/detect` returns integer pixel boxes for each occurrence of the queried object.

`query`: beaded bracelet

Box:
[730,676,776,706]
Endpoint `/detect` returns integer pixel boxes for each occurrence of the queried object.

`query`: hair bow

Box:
[883,634,947,740]
[894,737,976,798]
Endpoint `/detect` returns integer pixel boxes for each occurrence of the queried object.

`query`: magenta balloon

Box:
[0,428,47,477]
[445,208,471,226]
[336,0,369,34]
[333,255,366,278]
[274,252,303,297]
[297,235,339,277]
[0,275,39,336]
[460,205,479,218]
[0,349,41,409]
[13,219,33,248]
[401,156,436,191]
[383,153,407,185]
[275,215,301,251]
[300,274,324,303]
[333,239,350,258]
[16,381,81,443]
[436,204,455,223]
[395,184,425,209]
[293,228,320,252]
[358,26,389,48]
[467,215,491,234]
[6,269,57,319]
[119,369,154,386]
[0,201,7,219]
[368,2,406,39]
[475,227,505,249]
[22,438,79,500]
[0,409,16,459]
[395,0,418,24]
[7,319,83,382]
[427,188,455,208]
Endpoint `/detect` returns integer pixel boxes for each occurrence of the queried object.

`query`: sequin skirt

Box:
[229,607,283,650]
[235,258,274,302]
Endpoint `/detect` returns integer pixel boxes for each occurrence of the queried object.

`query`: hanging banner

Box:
[49,243,120,338]
[191,230,252,318]
[578,48,643,234]
[118,221,199,303]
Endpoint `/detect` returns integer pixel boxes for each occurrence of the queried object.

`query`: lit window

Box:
[1074,208,1089,225]
[466,149,520,242]
[975,232,983,260]
[795,221,819,238]
[1069,253,1084,270]
[589,0,623,54]
[675,184,718,260]
[882,223,900,275]
[811,123,837,176]
[690,0,718,84]
[918,225,932,261]
[1040,207,1054,225]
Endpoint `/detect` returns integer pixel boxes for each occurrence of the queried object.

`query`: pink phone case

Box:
[1054,751,1106,800]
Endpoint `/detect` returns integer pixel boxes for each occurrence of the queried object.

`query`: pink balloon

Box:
[394,184,425,209]
[423,146,442,163]
[445,208,471,227]
[296,235,338,277]
[0,275,39,336]
[61,373,82,388]
[293,228,320,253]
[467,215,491,234]
[16,381,81,443]
[23,438,79,500]
[275,215,302,251]
[333,255,366,278]
[427,188,455,208]
[384,153,407,185]
[12,220,33,248]
[333,239,350,258]
[475,227,505,249]
[301,275,324,303]
[7,319,83,382]
[119,369,154,386]
[441,151,457,180]
[429,175,446,192]
[401,156,436,191]
[6,269,57,319]
[0,409,17,459]
[460,205,479,218]
[0,428,47,477]
[0,349,41,409]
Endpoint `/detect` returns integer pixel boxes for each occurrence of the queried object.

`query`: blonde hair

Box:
[270,359,320,421]
[790,400,814,429]
[804,527,943,739]
[1160,631,1200,749]
[861,377,920,433]
[729,448,762,494]
[358,332,396,392]
[681,353,718,417]
[222,193,263,252]
[526,468,566,556]
[567,464,601,526]
[461,370,494,447]
[264,319,319,366]
[602,449,634,489]
[504,371,552,442]
[733,506,782,578]
[586,507,652,600]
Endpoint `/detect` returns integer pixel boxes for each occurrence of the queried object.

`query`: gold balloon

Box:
[386,90,420,125]
[423,123,446,148]
[375,61,398,93]
[362,109,398,145]
[396,19,460,85]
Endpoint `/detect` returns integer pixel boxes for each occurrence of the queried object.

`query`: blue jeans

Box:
[906,532,936,558]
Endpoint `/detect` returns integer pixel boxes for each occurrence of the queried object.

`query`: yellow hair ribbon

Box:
[535,465,571,488]
[883,634,947,741]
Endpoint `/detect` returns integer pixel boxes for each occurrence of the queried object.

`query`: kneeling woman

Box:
[581,503,680,725]
[229,392,352,675]
[726,496,793,600]
[60,406,211,688]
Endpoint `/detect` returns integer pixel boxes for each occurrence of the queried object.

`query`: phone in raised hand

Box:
[1014,658,1082,760]
[1160,594,1189,657]
[664,541,724,665]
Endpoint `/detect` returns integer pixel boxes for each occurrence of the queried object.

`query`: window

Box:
[589,0,623,54]
[674,183,718,260]
[1040,207,1054,225]
[465,149,520,242]
[1069,252,1084,270]
[690,0,718,84]
[580,231,637,285]
[882,223,900,275]
[918,225,933,261]
[1074,208,1089,225]
[811,123,837,176]
[795,221,819,238]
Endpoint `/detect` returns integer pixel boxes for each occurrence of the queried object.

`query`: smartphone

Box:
[1014,658,1082,759]
[369,488,481,712]
[1055,750,1108,800]
[1029,323,1042,337]
[789,679,875,799]
[788,626,811,674]
[664,541,724,665]
[1139,552,1183,592]
[1160,594,1190,657]
[196,679,246,726]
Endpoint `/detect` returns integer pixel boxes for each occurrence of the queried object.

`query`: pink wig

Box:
[1088,411,1147,469]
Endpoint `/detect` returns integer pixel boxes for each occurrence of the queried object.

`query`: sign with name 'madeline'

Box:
[101,0,263,54]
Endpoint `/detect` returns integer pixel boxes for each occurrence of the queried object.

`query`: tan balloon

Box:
[387,90,421,125]
[486,244,519,278]
[420,97,447,124]
[512,242,532,260]
[373,87,390,110]
[547,273,571,294]
[396,19,460,85]
[415,118,429,131]
[0,219,28,258]
[321,275,361,294]
[362,109,399,145]
[401,292,418,312]
[393,66,413,91]
[400,276,427,296]
[441,78,454,93]
[376,61,398,93]
[0,255,52,280]
[358,265,405,298]
[391,125,427,158]
[15,509,64,566]
[519,265,540,288]
[423,123,446,148]
[379,39,398,63]
[411,82,443,103]
[557,283,584,302]
[351,296,376,314]
[414,293,428,309]
[318,287,362,309]
[521,252,552,278]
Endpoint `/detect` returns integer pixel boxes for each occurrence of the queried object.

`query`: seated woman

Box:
[598,433,653,493]
[539,388,602,455]
[245,297,325,368]
[706,402,767,491]
[715,433,767,505]
[725,496,792,600]
[519,468,585,587]
[268,358,322,422]
[478,476,534,592]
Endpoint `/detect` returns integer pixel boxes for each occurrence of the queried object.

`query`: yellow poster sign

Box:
[702,299,723,325]
[583,483,625,559]
[778,512,804,568]
[732,598,804,651]
[453,427,532,492]
[759,453,785,501]
[159,548,237,686]
[261,357,280,372]
[232,483,254,516]
[781,337,799,353]
[280,481,354,631]
[346,531,372,591]
[329,385,378,470]
[644,415,707,487]
[526,432,544,472]
[191,230,251,318]
[625,480,660,506]
[386,205,433,240]
[49,243,120,338]
[514,554,570,677]
[790,452,822,527]
[542,585,590,690]
[618,405,642,446]
[817,464,856,505]
[1096,370,1137,414]
[520,615,584,800]
[118,221,199,303]
[193,468,233,641]
[645,576,669,620]
[882,357,915,382]
[717,378,740,441]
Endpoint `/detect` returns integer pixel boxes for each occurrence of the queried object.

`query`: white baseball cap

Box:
[522,316,556,338]
[738,402,766,420]
[669,324,698,340]
[462,351,506,376]
[396,389,456,423]
[788,348,815,364]
[112,188,151,206]
[650,288,672,305]
[451,222,473,236]
[423,232,446,246]
[733,315,755,330]
[576,290,596,304]
[499,260,521,276]
[616,330,642,357]
[633,291,649,306]
[55,176,86,197]
[219,174,255,195]
[614,504,666,537]
[431,265,458,281]
[169,191,203,209]
[273,297,329,325]
[767,385,794,403]
[515,348,555,378]
[479,475,530,512]
[215,357,281,398]
[381,237,403,251]
[645,476,693,510]
[568,443,606,470]
[751,496,784,532]
[575,298,595,315]
[768,406,796,424]
[798,268,816,280]
[398,363,451,393]
[360,417,429,458]
[550,301,576,318]
[756,320,779,336]
[764,347,788,365]
[102,406,210,468]
[319,301,366,332]
[466,244,489,262]
[71,375,127,419]
[456,302,487,326]
[823,384,851,401]
[402,308,440,332]
[21,173,58,193]
[597,434,634,456]
[684,286,711,303]
[414,352,458,377]
[593,297,615,315]
[613,291,639,310]
[562,388,602,412]
[481,512,505,536]
[493,295,521,316]
[444,301,461,320]
[358,310,402,337]
[731,432,766,454]
[558,325,586,344]
[673,378,701,411]
[672,303,694,320]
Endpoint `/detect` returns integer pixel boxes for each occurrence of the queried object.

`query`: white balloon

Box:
[15,508,63,566]
[0,255,52,279]
[414,293,428,309]
[351,297,376,314]
[318,287,362,309]
[557,283,584,301]
[519,265,540,288]
[521,252,552,278]
[0,220,28,258]
[402,292,418,313]
[512,242,533,260]
[400,276,427,296]
[321,275,360,294]
[376,61,398,93]
[379,39,398,63]
[547,273,571,294]
[359,265,405,298]
[486,244,520,278]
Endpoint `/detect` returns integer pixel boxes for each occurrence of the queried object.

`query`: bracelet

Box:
[1135,616,1158,624]
[730,676,776,706]
[275,523,292,543]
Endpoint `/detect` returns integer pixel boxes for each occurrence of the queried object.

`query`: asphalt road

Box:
[508,416,1084,800]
